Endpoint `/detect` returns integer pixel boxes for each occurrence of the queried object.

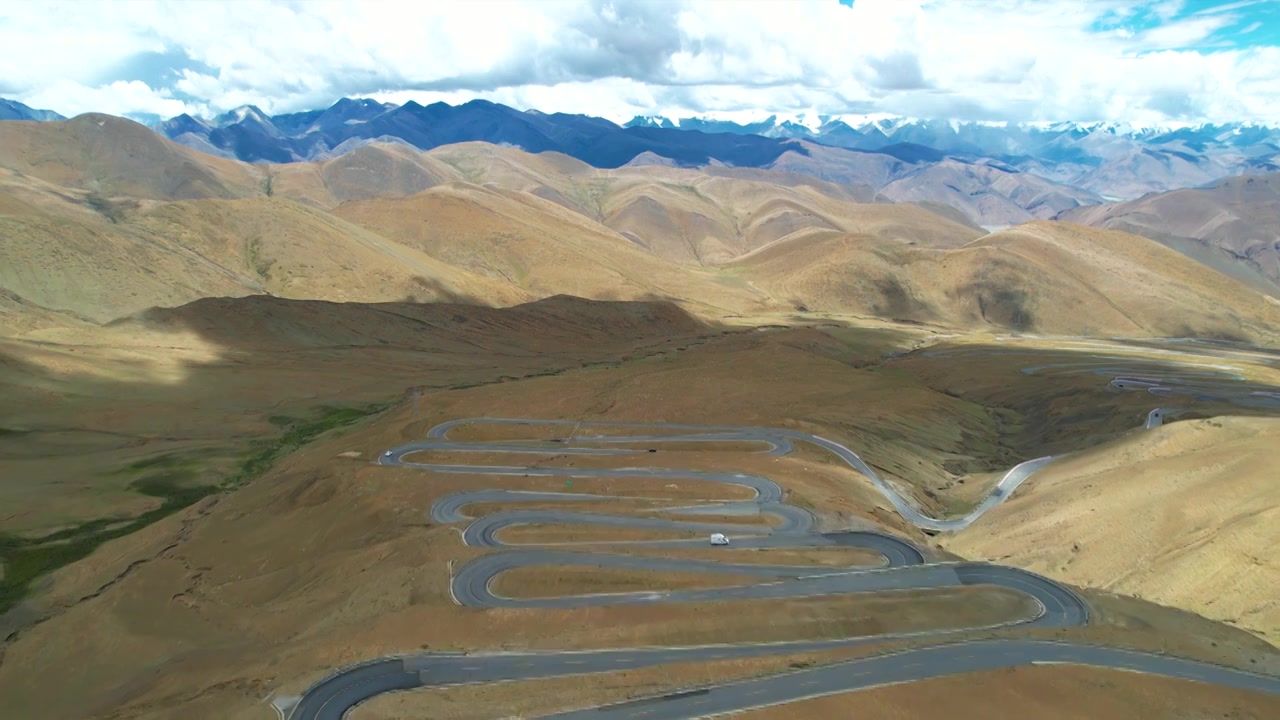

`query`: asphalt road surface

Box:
[290,639,1280,720]
[281,416,1280,718]
[406,416,1055,532]
[923,346,1280,412]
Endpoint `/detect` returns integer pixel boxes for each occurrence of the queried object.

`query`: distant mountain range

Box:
[0,98,65,122]
[627,113,1280,200]
[3,95,1278,226]
[152,98,1278,204]
[4,111,1277,344]
[154,98,808,171]
[138,98,1107,225]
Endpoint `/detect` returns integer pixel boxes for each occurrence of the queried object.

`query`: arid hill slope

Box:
[729,220,1280,342]
[2,116,1275,341]
[946,416,1280,642]
[329,182,769,316]
[267,142,459,207]
[766,142,1103,226]
[0,114,261,199]
[0,174,527,328]
[308,142,984,265]
[1058,172,1280,297]
[879,159,1102,226]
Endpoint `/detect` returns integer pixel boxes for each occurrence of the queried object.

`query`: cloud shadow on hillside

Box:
[5,296,1280,642]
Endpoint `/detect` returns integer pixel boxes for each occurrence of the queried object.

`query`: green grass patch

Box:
[0,475,218,613]
[117,452,201,474]
[224,402,394,490]
[0,401,393,613]
[658,181,710,203]
[938,494,982,518]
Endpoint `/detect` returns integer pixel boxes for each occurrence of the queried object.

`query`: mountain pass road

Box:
[280,414,1280,718]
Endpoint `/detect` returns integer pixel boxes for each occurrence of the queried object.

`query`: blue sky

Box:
[1090,0,1280,48]
[1,0,1278,126]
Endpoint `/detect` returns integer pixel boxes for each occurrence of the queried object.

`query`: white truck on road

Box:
[709,533,729,546]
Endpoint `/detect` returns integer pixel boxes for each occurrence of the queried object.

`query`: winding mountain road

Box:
[281,412,1280,719]
[922,346,1280,416]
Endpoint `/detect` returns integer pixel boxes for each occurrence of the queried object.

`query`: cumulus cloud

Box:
[0,0,1277,125]
[864,52,930,91]
[20,80,198,119]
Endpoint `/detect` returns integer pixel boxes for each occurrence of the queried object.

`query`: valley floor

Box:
[1,298,1279,718]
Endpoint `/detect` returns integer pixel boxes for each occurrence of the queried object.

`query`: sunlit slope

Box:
[1,189,528,327]
[728,220,1280,341]
[268,143,462,207]
[1058,172,1280,296]
[306,142,981,265]
[128,197,529,306]
[0,114,262,200]
[597,170,982,264]
[331,182,770,315]
[946,416,1280,643]
[965,221,1280,340]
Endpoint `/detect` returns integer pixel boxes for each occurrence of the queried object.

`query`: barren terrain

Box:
[5,117,1279,343]
[3,117,1280,719]
[2,299,1278,718]
[946,415,1280,642]
[1059,172,1280,296]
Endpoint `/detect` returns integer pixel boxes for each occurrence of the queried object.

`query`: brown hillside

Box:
[128,197,528,307]
[330,182,770,315]
[768,142,1101,227]
[2,129,1272,344]
[967,221,1280,339]
[701,165,878,203]
[327,142,982,265]
[1058,172,1280,296]
[730,220,1280,340]
[946,416,1280,642]
[0,114,261,200]
[0,188,527,327]
[879,160,1102,225]
[768,142,909,189]
[598,168,982,264]
[268,143,461,208]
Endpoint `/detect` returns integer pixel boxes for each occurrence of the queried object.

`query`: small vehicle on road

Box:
[384,450,394,457]
[709,533,729,546]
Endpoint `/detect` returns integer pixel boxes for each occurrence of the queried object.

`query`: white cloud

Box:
[1193,0,1264,16]
[0,0,1277,125]
[19,80,197,119]
[1133,14,1236,49]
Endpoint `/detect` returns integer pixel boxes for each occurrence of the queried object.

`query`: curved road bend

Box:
[405,417,1054,532]
[542,640,1280,720]
[291,639,1280,720]
[921,347,1280,412]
